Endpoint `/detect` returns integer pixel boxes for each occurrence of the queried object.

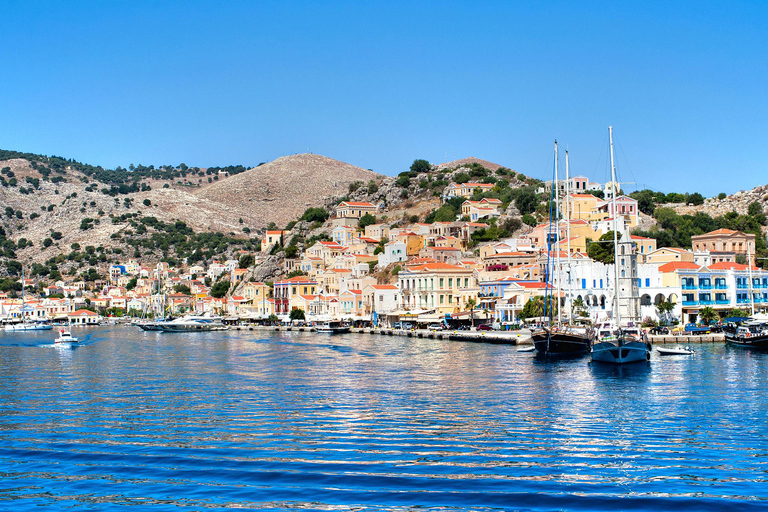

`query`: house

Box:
[691,229,756,260]
[593,195,639,227]
[460,198,502,221]
[398,262,479,314]
[378,240,407,268]
[273,276,318,315]
[362,284,400,318]
[332,225,357,247]
[68,309,100,325]
[338,289,365,318]
[261,230,288,253]
[646,247,695,265]
[335,201,378,219]
[630,235,658,262]
[364,223,390,240]
[418,246,463,264]
[444,182,494,199]
[390,231,424,256]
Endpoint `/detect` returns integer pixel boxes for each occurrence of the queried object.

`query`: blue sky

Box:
[1,1,765,196]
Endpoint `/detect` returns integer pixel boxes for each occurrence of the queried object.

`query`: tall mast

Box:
[748,239,755,316]
[565,150,573,323]
[609,126,621,326]
[555,140,561,325]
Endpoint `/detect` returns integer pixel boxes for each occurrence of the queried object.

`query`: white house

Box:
[377,240,407,269]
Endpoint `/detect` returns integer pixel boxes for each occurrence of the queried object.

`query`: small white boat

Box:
[55,329,78,343]
[517,346,536,352]
[316,321,351,334]
[657,346,694,356]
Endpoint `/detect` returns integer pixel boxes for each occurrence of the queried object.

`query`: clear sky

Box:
[1,1,765,196]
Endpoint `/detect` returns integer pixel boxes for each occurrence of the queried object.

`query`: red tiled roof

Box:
[658,261,701,272]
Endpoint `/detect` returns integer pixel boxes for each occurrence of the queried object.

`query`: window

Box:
[582,279,586,289]
[439,278,444,288]
[645,278,650,287]
[448,278,453,288]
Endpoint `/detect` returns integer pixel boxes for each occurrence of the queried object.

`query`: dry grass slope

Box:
[195,153,382,228]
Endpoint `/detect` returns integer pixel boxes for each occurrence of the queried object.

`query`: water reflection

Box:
[0,327,767,510]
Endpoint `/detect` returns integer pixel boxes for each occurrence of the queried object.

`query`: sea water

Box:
[0,327,767,511]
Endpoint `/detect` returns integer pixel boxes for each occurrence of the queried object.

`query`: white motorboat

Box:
[158,316,228,332]
[55,329,78,343]
[316,321,350,334]
[657,346,694,356]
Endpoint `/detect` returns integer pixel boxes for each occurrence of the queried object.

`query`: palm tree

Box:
[656,298,675,325]
[699,306,718,326]
[466,298,477,328]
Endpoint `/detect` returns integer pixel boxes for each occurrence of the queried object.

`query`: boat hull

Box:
[5,324,53,331]
[159,324,228,332]
[316,327,351,334]
[725,333,768,349]
[592,340,650,364]
[533,332,592,357]
[138,323,163,331]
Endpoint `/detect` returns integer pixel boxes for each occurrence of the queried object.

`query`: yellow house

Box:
[569,193,600,221]
[646,247,694,265]
[335,201,378,219]
[445,182,495,199]
[398,262,478,314]
[391,231,425,256]
[261,230,288,252]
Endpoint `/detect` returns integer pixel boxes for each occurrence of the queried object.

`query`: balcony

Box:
[698,284,713,290]
[737,298,750,304]
[682,300,698,306]
[716,299,730,305]
[715,283,727,290]
[682,284,697,290]
[699,300,714,305]
[737,284,749,289]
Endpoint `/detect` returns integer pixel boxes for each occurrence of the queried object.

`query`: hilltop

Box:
[196,154,383,228]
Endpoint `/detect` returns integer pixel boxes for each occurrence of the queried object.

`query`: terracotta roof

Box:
[706,261,759,271]
[658,261,701,272]
[340,201,376,207]
[371,284,398,290]
[69,309,97,316]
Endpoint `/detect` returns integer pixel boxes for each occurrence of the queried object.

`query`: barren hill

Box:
[195,154,383,228]
[436,157,510,172]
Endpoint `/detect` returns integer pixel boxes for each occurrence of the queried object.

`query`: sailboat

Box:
[137,266,171,331]
[591,126,651,364]
[4,268,53,331]
[533,141,592,357]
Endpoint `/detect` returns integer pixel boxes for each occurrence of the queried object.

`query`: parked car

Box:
[649,326,669,335]
[428,323,443,331]
[476,324,493,331]
[401,322,414,330]
[392,322,402,329]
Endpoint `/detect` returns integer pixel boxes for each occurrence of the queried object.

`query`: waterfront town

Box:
[2,175,764,330]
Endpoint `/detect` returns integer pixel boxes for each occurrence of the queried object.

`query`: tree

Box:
[656,299,675,325]
[238,254,255,269]
[358,213,377,230]
[126,277,138,291]
[210,280,230,298]
[587,231,615,264]
[289,307,305,321]
[514,188,539,215]
[519,296,557,321]
[466,298,477,327]
[300,207,329,223]
[410,159,431,174]
[699,306,718,325]
[174,283,191,295]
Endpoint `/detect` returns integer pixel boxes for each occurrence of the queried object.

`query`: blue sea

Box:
[0,327,767,511]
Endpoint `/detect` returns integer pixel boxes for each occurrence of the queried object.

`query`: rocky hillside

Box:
[672,184,768,218]
[196,154,384,228]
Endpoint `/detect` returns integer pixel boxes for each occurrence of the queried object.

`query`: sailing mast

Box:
[609,126,621,327]
[748,239,756,316]
[555,141,562,326]
[565,150,573,324]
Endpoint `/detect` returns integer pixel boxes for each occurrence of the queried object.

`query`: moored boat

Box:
[724,323,768,349]
[316,321,350,334]
[158,316,228,332]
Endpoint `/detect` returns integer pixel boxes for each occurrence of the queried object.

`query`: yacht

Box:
[591,127,651,365]
[158,316,228,332]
